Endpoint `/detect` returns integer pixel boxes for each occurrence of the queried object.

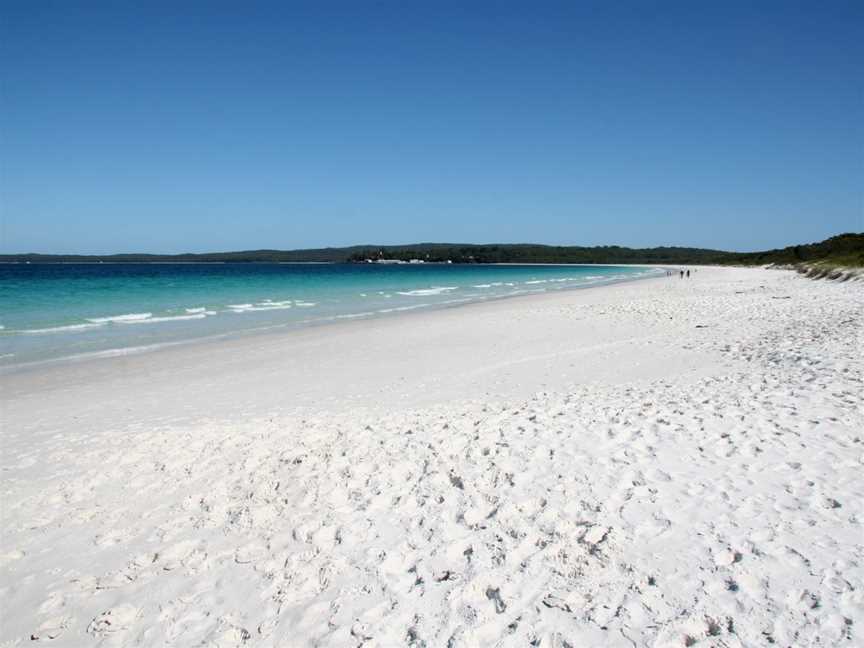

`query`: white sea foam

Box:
[185,307,207,314]
[230,303,294,312]
[258,300,293,307]
[121,313,208,324]
[294,301,317,307]
[22,322,106,334]
[377,304,430,314]
[86,312,152,324]
[7,340,194,368]
[334,312,373,319]
[524,280,547,285]
[472,284,493,289]
[397,286,458,297]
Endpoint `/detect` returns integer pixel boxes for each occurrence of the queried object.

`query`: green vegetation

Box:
[720,233,864,267]
[345,243,733,264]
[2,233,861,266]
[809,253,864,268]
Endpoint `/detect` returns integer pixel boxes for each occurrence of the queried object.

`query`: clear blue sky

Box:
[2,1,862,254]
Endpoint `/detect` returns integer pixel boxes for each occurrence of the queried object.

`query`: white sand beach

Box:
[1,266,862,647]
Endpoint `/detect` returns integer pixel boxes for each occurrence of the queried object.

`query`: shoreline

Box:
[2,265,861,646]
[0,266,665,376]
[3,267,682,441]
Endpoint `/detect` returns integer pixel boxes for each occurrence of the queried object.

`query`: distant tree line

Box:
[717,233,863,267]
[346,244,734,264]
[2,233,861,266]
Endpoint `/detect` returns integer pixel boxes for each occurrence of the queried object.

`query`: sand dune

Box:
[1,267,862,646]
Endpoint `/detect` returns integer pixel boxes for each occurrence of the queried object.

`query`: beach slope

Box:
[1,267,862,647]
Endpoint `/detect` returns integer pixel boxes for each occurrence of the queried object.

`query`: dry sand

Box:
[1,266,862,647]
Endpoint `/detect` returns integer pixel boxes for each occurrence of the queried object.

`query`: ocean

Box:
[0,262,660,368]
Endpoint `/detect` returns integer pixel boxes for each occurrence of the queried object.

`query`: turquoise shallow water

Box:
[0,263,660,367]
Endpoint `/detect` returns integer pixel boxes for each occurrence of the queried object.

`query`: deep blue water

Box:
[0,263,660,367]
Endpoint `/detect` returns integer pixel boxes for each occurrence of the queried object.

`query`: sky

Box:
[1,1,862,254]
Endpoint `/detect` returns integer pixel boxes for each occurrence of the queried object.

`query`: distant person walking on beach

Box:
[686,270,690,278]
[680,270,684,279]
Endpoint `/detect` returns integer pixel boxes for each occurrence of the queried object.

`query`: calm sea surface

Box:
[0,263,660,367]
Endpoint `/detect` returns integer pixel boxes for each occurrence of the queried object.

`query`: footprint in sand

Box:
[36,585,69,611]
[93,528,133,547]
[234,542,267,565]
[714,549,742,567]
[635,515,671,540]
[257,616,279,638]
[0,549,25,567]
[30,616,69,641]
[96,570,137,590]
[582,525,609,546]
[350,621,374,642]
[205,622,251,647]
[162,609,212,643]
[786,589,820,610]
[158,541,202,571]
[95,552,153,589]
[485,586,507,614]
[87,604,140,637]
